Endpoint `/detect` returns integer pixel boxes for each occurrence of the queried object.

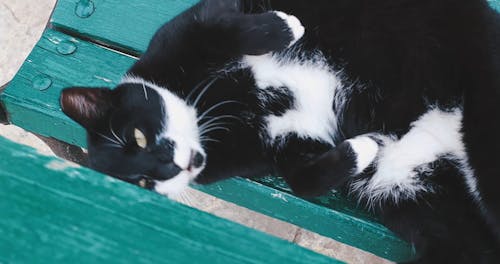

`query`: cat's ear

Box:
[60,87,115,129]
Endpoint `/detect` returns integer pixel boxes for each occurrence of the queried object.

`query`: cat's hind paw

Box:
[273,11,305,47]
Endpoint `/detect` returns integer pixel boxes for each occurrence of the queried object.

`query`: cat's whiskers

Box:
[191,77,218,107]
[200,136,219,142]
[174,191,193,207]
[109,121,126,146]
[186,78,212,103]
[101,143,123,149]
[200,126,231,136]
[96,132,122,146]
[200,122,231,134]
[199,114,242,130]
[197,100,241,121]
[200,118,231,129]
[173,191,184,203]
[199,135,221,143]
[201,138,221,145]
[181,191,195,207]
[142,82,149,101]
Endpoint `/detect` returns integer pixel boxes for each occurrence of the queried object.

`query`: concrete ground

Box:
[0,1,392,263]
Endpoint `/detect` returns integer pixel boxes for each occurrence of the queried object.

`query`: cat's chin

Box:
[153,167,204,199]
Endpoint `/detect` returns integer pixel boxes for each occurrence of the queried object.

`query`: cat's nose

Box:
[173,147,205,171]
[189,151,205,170]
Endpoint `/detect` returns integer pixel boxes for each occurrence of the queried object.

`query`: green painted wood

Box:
[1,29,415,262]
[2,30,133,147]
[50,0,500,56]
[195,180,417,262]
[16,0,500,260]
[51,0,199,55]
[2,0,498,259]
[489,0,500,11]
[0,136,340,264]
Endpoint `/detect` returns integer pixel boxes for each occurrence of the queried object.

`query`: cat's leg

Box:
[200,10,305,56]
[349,108,467,204]
[283,111,499,262]
[241,46,379,195]
[189,0,305,56]
[287,108,467,200]
[130,0,304,82]
[274,134,384,197]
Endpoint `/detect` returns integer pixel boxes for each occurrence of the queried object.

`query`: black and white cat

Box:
[60,0,500,262]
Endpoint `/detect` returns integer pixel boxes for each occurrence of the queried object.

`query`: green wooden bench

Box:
[2,0,499,262]
[0,135,339,263]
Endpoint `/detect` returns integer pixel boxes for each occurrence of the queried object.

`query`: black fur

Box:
[60,0,500,262]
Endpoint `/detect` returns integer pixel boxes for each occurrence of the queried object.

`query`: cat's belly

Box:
[241,50,479,204]
[243,52,342,146]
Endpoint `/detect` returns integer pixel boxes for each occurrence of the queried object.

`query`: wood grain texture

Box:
[15,0,500,261]
[2,0,497,259]
[51,0,199,54]
[195,180,417,262]
[1,30,415,261]
[49,0,500,55]
[3,29,133,146]
[0,136,341,264]
[490,0,500,11]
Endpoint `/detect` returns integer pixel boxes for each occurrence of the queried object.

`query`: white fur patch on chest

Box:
[243,53,340,145]
[352,108,480,204]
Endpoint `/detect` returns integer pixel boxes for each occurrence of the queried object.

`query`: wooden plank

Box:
[2,0,496,261]
[0,136,340,264]
[49,0,500,56]
[51,0,199,54]
[489,0,500,12]
[2,29,415,262]
[195,180,417,262]
[2,30,132,146]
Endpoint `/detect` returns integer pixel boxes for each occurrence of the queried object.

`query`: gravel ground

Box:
[0,1,393,263]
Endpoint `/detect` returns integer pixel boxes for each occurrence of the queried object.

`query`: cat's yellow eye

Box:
[134,128,147,149]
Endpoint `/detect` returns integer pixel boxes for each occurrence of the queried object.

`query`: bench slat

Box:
[3,30,132,146]
[0,135,340,264]
[13,0,497,260]
[490,0,500,11]
[2,29,415,262]
[50,0,500,57]
[51,0,198,55]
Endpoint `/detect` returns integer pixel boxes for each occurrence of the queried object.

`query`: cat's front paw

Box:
[273,11,305,47]
[238,11,305,55]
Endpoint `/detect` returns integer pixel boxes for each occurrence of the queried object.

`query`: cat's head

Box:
[60,77,205,198]
[60,0,304,197]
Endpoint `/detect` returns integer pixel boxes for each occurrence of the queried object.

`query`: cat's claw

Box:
[274,11,305,47]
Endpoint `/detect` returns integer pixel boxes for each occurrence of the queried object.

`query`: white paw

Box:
[274,11,305,47]
[347,136,379,174]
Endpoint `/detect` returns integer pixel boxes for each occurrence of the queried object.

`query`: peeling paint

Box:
[93,75,113,83]
[271,192,288,202]
[45,160,79,171]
